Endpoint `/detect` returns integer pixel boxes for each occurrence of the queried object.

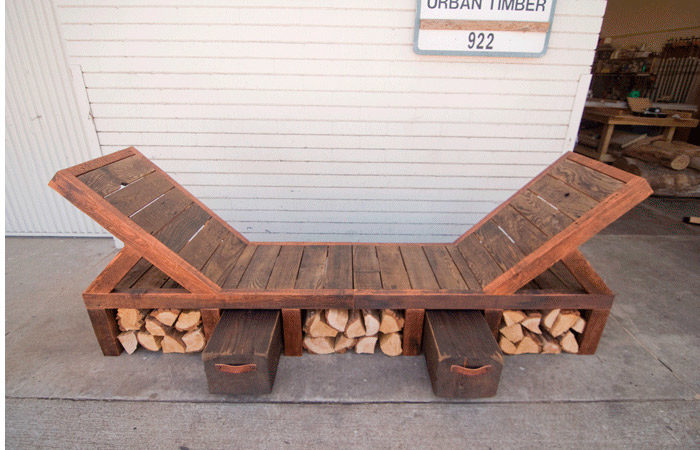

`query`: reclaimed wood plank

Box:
[491,205,547,253]
[473,221,524,272]
[282,308,303,356]
[457,234,503,288]
[130,189,192,234]
[549,261,584,291]
[578,309,610,354]
[549,158,624,202]
[295,245,327,289]
[86,309,123,356]
[400,246,439,290]
[202,234,246,286]
[532,269,567,290]
[237,245,281,289]
[201,308,221,340]
[423,245,468,290]
[510,189,573,237]
[353,245,381,289]
[221,244,258,289]
[78,155,153,197]
[324,245,353,289]
[267,245,304,289]
[403,309,425,356]
[376,245,411,290]
[529,175,599,220]
[154,204,210,253]
[445,245,480,290]
[104,171,173,217]
[114,258,153,290]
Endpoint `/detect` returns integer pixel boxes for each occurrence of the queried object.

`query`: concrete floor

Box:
[6,197,700,448]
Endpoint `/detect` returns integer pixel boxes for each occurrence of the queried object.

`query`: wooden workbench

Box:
[578,107,699,161]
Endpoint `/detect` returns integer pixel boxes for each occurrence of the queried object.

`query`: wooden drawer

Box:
[423,310,504,398]
[202,310,282,395]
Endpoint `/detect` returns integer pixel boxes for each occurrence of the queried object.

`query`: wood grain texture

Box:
[77,154,153,197]
[548,158,624,202]
[85,308,122,356]
[529,175,599,220]
[202,234,246,286]
[376,246,411,290]
[201,308,221,340]
[267,245,304,289]
[403,309,425,356]
[457,235,503,288]
[324,245,352,289]
[445,245,480,291]
[281,308,303,356]
[104,171,173,216]
[237,245,281,289]
[510,190,573,237]
[221,244,258,288]
[423,246,468,290]
[473,221,525,272]
[295,245,328,289]
[353,245,381,289]
[400,246,439,290]
[578,309,610,354]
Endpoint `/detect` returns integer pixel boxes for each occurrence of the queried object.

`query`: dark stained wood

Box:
[529,175,599,220]
[130,189,192,234]
[422,246,468,290]
[533,269,567,290]
[324,245,353,289]
[549,261,584,291]
[510,189,573,237]
[561,250,613,295]
[63,147,135,177]
[456,234,503,288]
[376,246,411,290]
[295,246,328,289]
[114,258,154,290]
[578,309,610,354]
[201,308,221,340]
[238,245,281,289]
[202,309,282,395]
[78,154,154,197]
[353,245,381,289]
[354,271,382,289]
[202,234,246,286]
[403,309,425,356]
[221,244,258,289]
[267,246,304,289]
[167,220,229,281]
[281,308,303,356]
[104,171,173,217]
[85,309,122,356]
[483,309,503,339]
[423,310,503,398]
[473,221,525,272]
[400,246,439,290]
[132,265,170,290]
[445,245,480,290]
[492,205,547,253]
[549,158,624,202]
[85,247,142,294]
[154,204,210,252]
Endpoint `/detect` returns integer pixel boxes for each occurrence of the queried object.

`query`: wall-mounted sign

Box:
[414,0,556,57]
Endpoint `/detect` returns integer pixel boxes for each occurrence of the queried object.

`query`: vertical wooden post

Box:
[483,309,503,340]
[578,309,610,354]
[403,309,425,355]
[282,308,303,356]
[596,123,615,161]
[201,309,222,340]
[662,126,676,141]
[86,308,122,356]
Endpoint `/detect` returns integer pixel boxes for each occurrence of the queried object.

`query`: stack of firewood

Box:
[497,309,586,355]
[303,309,404,356]
[115,308,206,354]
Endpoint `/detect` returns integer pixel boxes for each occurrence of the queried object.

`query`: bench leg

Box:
[403,309,425,355]
[201,309,221,341]
[578,309,610,354]
[484,309,503,340]
[86,308,122,356]
[282,308,303,356]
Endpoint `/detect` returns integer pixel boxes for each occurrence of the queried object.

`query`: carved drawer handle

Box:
[215,363,257,374]
[450,362,492,377]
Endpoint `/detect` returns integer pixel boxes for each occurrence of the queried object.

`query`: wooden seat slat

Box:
[221,244,258,289]
[457,234,504,288]
[510,189,573,237]
[105,171,173,217]
[154,204,210,253]
[266,245,304,289]
[549,261,584,291]
[114,257,153,290]
[177,219,229,270]
[295,245,328,289]
[376,246,411,290]
[201,234,246,285]
[353,245,382,289]
[529,175,599,220]
[473,221,525,273]
[400,246,440,290]
[77,155,154,197]
[445,245,480,290]
[130,189,192,234]
[132,265,170,290]
[533,268,568,290]
[423,246,469,290]
[324,245,353,289]
[549,158,624,202]
[491,205,547,253]
[237,245,281,289]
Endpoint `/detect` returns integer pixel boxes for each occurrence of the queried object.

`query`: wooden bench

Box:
[49,147,652,396]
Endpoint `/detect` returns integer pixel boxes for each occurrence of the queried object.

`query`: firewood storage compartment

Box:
[202,309,283,395]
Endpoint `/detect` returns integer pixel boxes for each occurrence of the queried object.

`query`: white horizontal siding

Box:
[54,0,606,242]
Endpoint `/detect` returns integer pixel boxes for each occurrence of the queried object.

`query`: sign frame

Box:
[413,0,557,57]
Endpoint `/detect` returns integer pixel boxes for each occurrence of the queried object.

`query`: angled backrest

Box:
[49,147,248,293]
[455,152,652,294]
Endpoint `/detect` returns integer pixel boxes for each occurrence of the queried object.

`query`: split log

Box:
[379,309,404,334]
[334,334,356,354]
[136,331,162,351]
[498,336,517,355]
[521,313,542,334]
[175,310,201,332]
[499,323,524,343]
[304,336,335,354]
[535,333,562,354]
[325,309,349,333]
[624,144,690,170]
[514,333,541,355]
[162,329,187,354]
[502,310,526,326]
[151,309,180,327]
[303,310,338,338]
[547,310,580,338]
[117,330,138,354]
[117,308,146,331]
[145,315,169,336]
[560,331,579,353]
[182,327,206,353]
[355,336,378,354]
[571,316,587,334]
[379,332,402,356]
[541,309,560,330]
[362,309,381,336]
[344,310,366,338]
